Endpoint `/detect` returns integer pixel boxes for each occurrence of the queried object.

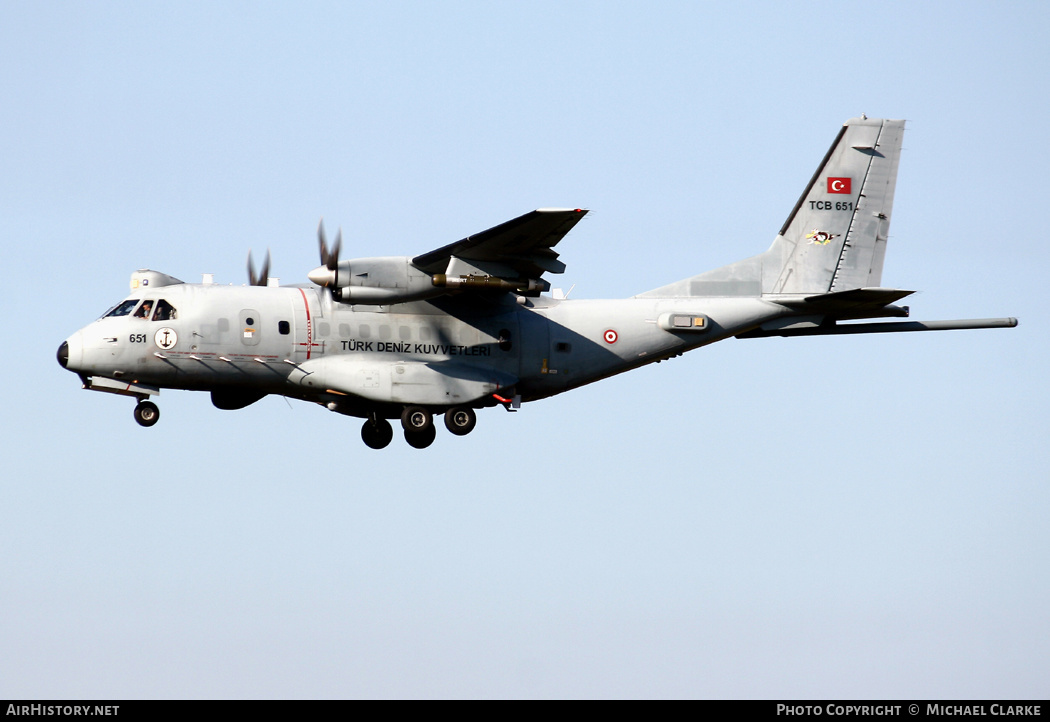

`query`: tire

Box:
[361,418,393,449]
[400,405,432,433]
[405,425,436,449]
[444,406,477,436]
[134,401,160,427]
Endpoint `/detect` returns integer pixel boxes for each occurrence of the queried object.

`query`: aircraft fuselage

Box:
[60,280,784,416]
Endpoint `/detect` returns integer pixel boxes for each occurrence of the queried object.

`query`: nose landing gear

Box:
[133,401,160,427]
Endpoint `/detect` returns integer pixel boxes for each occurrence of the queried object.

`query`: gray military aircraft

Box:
[58,117,1017,449]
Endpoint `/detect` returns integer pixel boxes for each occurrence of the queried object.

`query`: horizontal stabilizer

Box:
[805,287,913,306]
[774,287,915,316]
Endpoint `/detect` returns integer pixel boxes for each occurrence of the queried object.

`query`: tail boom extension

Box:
[738,317,1018,339]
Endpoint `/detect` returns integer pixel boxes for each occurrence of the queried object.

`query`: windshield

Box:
[102,299,140,318]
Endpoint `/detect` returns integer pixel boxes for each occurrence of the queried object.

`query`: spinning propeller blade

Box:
[318,220,342,271]
[311,221,343,288]
[247,249,271,286]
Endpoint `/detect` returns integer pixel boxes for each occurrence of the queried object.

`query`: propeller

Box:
[311,220,342,287]
[319,220,342,270]
[247,249,271,287]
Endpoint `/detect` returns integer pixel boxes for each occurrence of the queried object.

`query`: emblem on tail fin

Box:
[806,230,838,245]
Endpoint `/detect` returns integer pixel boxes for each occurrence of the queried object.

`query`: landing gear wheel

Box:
[134,401,160,427]
[401,405,433,433]
[361,417,393,449]
[444,406,477,436]
[405,425,436,449]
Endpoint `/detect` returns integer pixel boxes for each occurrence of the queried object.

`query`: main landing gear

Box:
[359,405,478,450]
[443,406,476,436]
[133,400,160,427]
[361,415,394,449]
[401,405,436,449]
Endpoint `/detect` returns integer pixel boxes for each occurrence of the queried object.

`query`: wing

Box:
[411,208,588,280]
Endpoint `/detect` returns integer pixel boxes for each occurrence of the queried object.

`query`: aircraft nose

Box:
[58,331,84,373]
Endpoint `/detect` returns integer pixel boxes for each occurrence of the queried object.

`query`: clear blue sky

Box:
[2,0,1046,699]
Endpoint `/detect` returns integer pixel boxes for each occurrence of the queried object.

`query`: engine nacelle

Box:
[310,256,548,303]
[309,256,444,304]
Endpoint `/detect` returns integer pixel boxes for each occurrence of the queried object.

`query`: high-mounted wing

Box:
[307,208,589,303]
[412,208,588,280]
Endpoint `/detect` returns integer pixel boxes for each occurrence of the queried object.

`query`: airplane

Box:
[57,116,1017,449]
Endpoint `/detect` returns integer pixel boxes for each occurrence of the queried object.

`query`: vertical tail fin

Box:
[767,116,905,294]
[639,117,906,299]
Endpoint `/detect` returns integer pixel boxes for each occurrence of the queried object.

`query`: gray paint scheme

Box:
[57,117,1016,447]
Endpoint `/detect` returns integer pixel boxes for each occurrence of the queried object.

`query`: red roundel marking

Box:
[604,329,618,344]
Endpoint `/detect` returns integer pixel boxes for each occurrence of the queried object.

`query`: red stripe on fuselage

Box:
[298,288,314,359]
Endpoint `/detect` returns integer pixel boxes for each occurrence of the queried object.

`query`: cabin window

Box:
[152,299,177,321]
[338,324,350,337]
[419,327,432,341]
[318,322,330,337]
[498,329,512,352]
[379,325,391,341]
[359,324,371,339]
[399,326,411,341]
[555,342,572,353]
[279,321,291,335]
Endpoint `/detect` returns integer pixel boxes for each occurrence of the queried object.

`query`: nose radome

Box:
[58,332,83,372]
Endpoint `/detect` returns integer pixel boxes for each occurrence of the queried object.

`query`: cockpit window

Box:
[133,300,154,319]
[103,300,140,318]
[99,298,178,321]
[152,299,177,321]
